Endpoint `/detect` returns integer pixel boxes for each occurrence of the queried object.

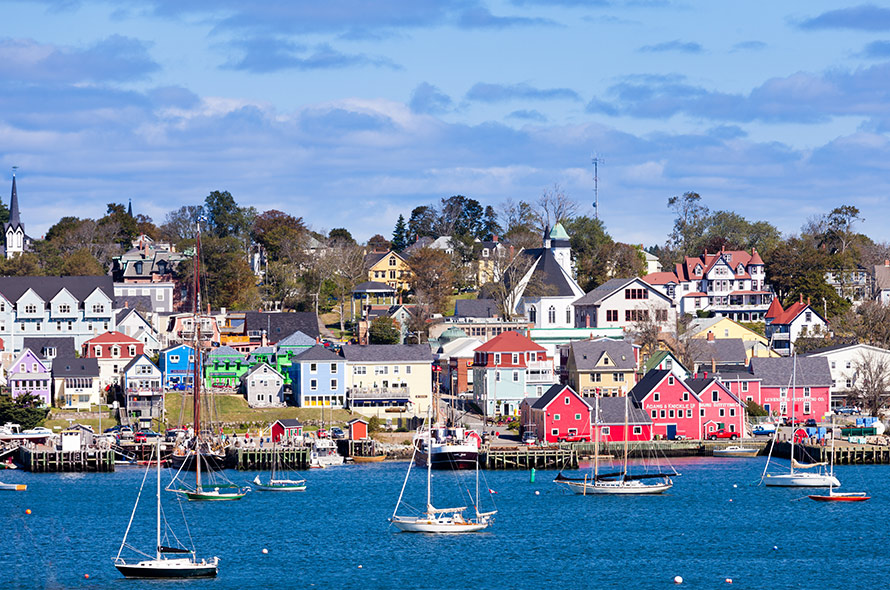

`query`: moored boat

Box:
[0,481,26,491]
[713,445,759,457]
[352,454,386,463]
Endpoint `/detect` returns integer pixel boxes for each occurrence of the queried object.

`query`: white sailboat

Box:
[253,443,306,491]
[114,441,219,579]
[808,418,870,502]
[390,406,496,533]
[555,394,677,495]
[762,354,839,488]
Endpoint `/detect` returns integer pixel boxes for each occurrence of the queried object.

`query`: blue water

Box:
[2,457,888,590]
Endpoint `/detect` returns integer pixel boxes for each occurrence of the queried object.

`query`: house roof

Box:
[549,223,570,240]
[122,354,157,373]
[531,384,590,410]
[749,356,832,387]
[766,298,824,326]
[688,338,747,366]
[475,330,545,353]
[585,396,652,425]
[874,263,890,291]
[277,330,317,347]
[453,298,499,318]
[570,339,636,371]
[83,331,141,345]
[161,343,194,354]
[243,311,320,340]
[684,377,741,404]
[573,277,671,307]
[642,271,679,285]
[52,356,99,377]
[340,344,435,362]
[294,344,342,362]
[244,362,284,379]
[347,418,368,425]
[209,345,245,359]
[22,337,76,357]
[353,281,396,293]
[115,297,154,316]
[274,418,302,428]
[506,247,582,299]
[0,275,114,304]
[629,369,672,404]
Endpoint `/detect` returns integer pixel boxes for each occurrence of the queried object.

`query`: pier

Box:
[482,446,577,469]
[235,447,309,470]
[19,446,115,472]
[773,441,890,465]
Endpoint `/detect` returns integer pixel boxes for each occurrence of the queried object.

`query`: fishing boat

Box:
[413,380,480,470]
[390,406,496,533]
[713,445,760,457]
[114,441,219,578]
[253,443,306,491]
[761,355,839,488]
[165,221,249,502]
[808,419,870,502]
[555,394,677,495]
[0,481,26,491]
[309,437,344,469]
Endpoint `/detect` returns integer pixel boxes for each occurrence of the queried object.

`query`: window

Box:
[310,379,317,391]
[495,371,500,382]
[614,373,624,382]
[606,310,617,322]
[686,409,693,418]
[330,363,338,373]
[624,288,649,300]
[719,408,725,417]
[730,408,736,417]
[406,366,411,374]
[548,306,556,324]
[602,426,611,436]
[494,353,501,365]
[805,311,812,322]
[741,382,748,392]
[655,309,668,322]
[566,308,572,324]
[389,257,396,266]
[95,347,102,357]
[92,304,104,313]
[24,304,37,314]
[551,429,559,436]
[553,414,560,421]
[700,408,705,417]
[712,391,719,402]
[111,346,120,358]
[651,410,657,418]
[564,396,571,405]
[660,410,666,418]
[682,392,688,401]
[170,355,179,363]
[310,363,318,373]
[653,392,660,402]
[574,413,582,420]
[780,387,787,398]
[625,309,649,322]
[529,306,536,323]
[668,376,674,386]
[353,366,366,375]
[59,304,70,314]
[804,402,811,414]
[512,371,519,382]
[512,353,519,364]
[128,345,136,356]
[804,387,811,397]
[330,379,338,390]
[668,409,675,418]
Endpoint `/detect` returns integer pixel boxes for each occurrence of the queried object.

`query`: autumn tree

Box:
[251,210,308,264]
[367,234,390,252]
[160,205,204,245]
[327,243,368,334]
[180,234,259,309]
[407,247,454,315]
[368,316,401,344]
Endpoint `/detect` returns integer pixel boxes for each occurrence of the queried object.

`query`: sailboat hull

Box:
[559,479,673,495]
[170,451,227,472]
[390,516,491,533]
[115,558,218,578]
[764,473,840,487]
[414,446,478,470]
[808,493,870,502]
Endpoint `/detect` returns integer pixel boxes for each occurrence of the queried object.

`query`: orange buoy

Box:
[25,509,31,515]
[84,574,90,579]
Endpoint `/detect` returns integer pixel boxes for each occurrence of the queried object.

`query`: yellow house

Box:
[688,317,778,359]
[365,250,412,292]
[565,339,638,396]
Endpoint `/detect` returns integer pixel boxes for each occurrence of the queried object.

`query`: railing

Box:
[348,388,413,400]
[126,401,160,411]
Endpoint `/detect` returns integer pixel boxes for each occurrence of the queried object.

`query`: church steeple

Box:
[127,198,133,217]
[7,170,20,228]
[5,168,27,259]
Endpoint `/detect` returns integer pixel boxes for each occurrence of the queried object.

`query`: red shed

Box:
[271,418,303,443]
[526,384,592,443]
[348,418,369,440]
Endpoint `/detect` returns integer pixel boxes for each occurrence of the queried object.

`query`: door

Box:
[666,424,677,440]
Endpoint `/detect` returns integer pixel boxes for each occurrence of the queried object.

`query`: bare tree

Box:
[327,243,368,335]
[535,184,578,231]
[851,351,890,415]
[486,248,540,321]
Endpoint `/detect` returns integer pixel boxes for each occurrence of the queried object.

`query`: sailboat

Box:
[114,441,219,578]
[390,405,496,533]
[762,354,839,488]
[166,221,249,501]
[808,418,870,502]
[253,443,306,491]
[554,394,677,495]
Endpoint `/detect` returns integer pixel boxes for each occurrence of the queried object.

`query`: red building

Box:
[473,330,556,416]
[271,419,303,443]
[629,369,745,440]
[522,384,592,443]
[348,418,369,440]
[586,395,653,442]
[82,331,145,386]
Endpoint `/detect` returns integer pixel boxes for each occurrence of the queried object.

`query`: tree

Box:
[60,248,105,276]
[328,228,355,245]
[833,302,890,349]
[0,252,43,276]
[0,393,49,430]
[160,205,204,244]
[327,243,368,335]
[501,198,539,250]
[391,215,409,252]
[99,203,139,247]
[487,249,539,321]
[407,206,438,242]
[407,247,454,315]
[179,234,259,309]
[204,190,255,242]
[438,195,484,238]
[251,210,308,264]
[535,184,578,231]
[851,351,890,415]
[367,234,390,252]
[667,191,709,258]
[480,205,502,241]
[368,316,401,344]
[766,235,849,317]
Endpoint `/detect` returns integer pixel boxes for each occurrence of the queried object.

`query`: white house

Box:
[572,277,676,331]
[764,296,829,356]
[242,363,286,408]
[804,343,890,409]
[115,308,161,355]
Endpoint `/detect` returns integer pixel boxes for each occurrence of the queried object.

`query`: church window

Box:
[548,306,556,324]
[528,306,536,323]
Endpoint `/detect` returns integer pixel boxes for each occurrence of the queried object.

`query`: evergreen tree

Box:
[391,214,408,252]
[481,205,502,241]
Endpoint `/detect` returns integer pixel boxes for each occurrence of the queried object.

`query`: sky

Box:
[3,0,890,246]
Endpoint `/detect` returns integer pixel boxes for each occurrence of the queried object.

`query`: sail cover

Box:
[791,458,828,469]
[158,546,191,554]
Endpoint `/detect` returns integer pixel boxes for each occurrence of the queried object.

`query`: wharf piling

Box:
[482,446,577,470]
[19,447,115,472]
[235,447,309,470]
[773,441,890,465]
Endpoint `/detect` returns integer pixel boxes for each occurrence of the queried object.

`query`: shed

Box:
[271,419,303,443]
[348,418,369,440]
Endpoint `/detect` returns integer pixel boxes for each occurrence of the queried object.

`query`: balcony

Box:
[348,387,414,401]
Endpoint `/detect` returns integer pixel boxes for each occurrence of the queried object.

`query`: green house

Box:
[271,330,316,385]
[204,345,248,388]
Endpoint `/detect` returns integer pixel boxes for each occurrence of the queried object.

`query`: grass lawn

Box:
[164,393,354,432]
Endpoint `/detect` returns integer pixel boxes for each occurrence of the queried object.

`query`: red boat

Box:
[808,492,870,502]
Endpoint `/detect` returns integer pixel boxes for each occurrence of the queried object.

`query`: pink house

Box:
[522,384,593,443]
[629,369,745,439]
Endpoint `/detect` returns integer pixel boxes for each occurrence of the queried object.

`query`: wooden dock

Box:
[19,447,115,472]
[482,446,577,470]
[234,447,309,470]
[774,441,890,465]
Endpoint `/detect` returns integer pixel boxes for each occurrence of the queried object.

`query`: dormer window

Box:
[92,304,104,314]
[737,264,744,275]
[694,265,702,275]
[128,345,136,356]
[59,304,71,314]
[25,304,37,314]
[389,257,397,266]
[94,346,102,357]
[111,346,121,358]
[482,248,489,257]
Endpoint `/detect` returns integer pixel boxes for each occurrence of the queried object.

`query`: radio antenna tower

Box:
[591,155,603,220]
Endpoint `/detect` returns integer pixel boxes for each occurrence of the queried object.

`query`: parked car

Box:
[752,425,776,436]
[134,430,161,443]
[521,431,537,445]
[22,426,52,436]
[117,426,134,440]
[315,428,329,438]
[330,427,345,439]
[557,433,591,443]
[805,418,818,427]
[104,425,122,433]
[165,428,186,442]
[836,406,861,415]
[782,417,804,427]
[708,429,739,440]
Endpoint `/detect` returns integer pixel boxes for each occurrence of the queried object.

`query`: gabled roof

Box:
[22,337,76,358]
[0,276,114,304]
[570,339,636,371]
[52,356,100,377]
[573,277,671,307]
[243,311,320,340]
[122,354,157,373]
[531,384,590,410]
[277,330,316,348]
[684,377,742,404]
[629,369,674,404]
[161,343,194,354]
[209,345,245,359]
[585,396,652,425]
[517,247,583,298]
[353,281,396,293]
[244,362,284,379]
[83,331,141,345]
[115,307,153,328]
[766,298,824,326]
[749,356,832,387]
[475,330,545,354]
[294,344,342,362]
[340,344,434,363]
[688,339,747,366]
[765,297,784,320]
[642,271,679,286]
[274,418,302,428]
[453,298,499,319]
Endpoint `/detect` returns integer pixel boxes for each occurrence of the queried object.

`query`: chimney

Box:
[492,235,498,243]
[707,331,714,341]
[885,259,889,267]
[711,358,716,373]
[261,330,268,348]
[799,293,803,304]
[585,314,590,328]
[124,300,129,309]
[807,297,811,305]
[704,371,708,379]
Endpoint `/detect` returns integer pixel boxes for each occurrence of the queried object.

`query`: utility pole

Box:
[591,155,603,221]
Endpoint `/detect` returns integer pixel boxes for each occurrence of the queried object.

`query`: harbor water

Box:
[3,456,889,590]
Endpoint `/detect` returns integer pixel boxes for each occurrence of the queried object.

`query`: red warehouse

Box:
[522,384,592,443]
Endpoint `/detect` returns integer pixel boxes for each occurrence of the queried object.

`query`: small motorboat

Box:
[352,454,386,463]
[808,491,870,502]
[0,481,26,491]
[713,445,759,458]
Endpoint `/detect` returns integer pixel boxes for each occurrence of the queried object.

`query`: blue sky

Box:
[3,1,890,245]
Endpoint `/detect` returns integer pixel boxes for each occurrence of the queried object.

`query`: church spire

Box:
[127,198,133,217]
[8,168,20,228]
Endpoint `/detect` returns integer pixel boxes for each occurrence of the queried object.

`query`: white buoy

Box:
[262,548,268,554]
[674,576,683,584]
[725,579,733,584]
[773,546,778,550]
[732,484,738,488]
[358,565,363,569]
[535,490,540,495]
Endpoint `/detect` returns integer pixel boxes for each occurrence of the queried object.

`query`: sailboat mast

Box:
[426,403,432,510]
[622,394,629,480]
[156,440,161,560]
[193,221,202,491]
[594,393,600,479]
[789,354,796,475]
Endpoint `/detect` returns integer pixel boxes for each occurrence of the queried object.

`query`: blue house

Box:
[159,344,195,389]
[290,345,346,408]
